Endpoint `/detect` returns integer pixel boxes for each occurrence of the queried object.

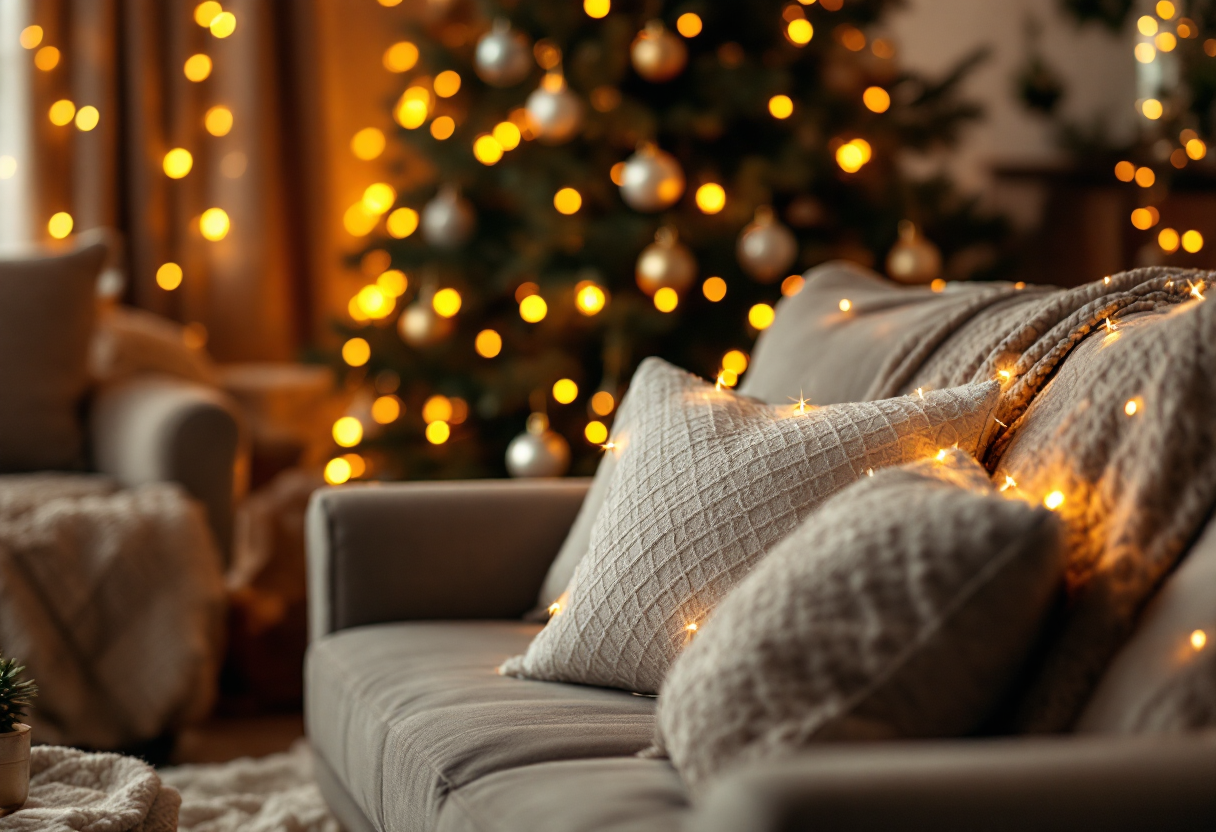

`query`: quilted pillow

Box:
[656,452,1063,789]
[500,357,1000,694]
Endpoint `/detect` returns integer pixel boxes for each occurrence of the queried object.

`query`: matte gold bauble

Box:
[506,413,571,477]
[619,143,685,212]
[736,206,798,283]
[421,186,476,249]
[474,19,533,88]
[525,74,584,145]
[636,227,696,296]
[886,220,942,285]
[631,20,687,83]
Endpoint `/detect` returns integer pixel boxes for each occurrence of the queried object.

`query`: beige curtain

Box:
[3,0,324,361]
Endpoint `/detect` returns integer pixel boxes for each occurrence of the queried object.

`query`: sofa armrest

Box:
[696,732,1216,832]
[306,478,591,640]
[89,376,246,562]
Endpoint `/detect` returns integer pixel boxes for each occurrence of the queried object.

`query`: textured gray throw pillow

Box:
[654,451,1063,789]
[500,357,1000,694]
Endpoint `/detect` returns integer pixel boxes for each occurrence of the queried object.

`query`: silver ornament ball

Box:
[525,75,584,145]
[506,414,571,477]
[398,298,453,347]
[886,220,942,285]
[636,227,696,296]
[631,20,688,83]
[737,207,798,283]
[475,19,533,88]
[421,187,476,248]
[619,144,685,212]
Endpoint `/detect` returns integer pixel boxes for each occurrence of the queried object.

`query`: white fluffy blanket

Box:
[161,742,338,832]
[0,475,225,749]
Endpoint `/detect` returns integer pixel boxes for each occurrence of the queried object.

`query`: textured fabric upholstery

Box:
[0,237,108,471]
[89,376,244,561]
[435,758,688,832]
[693,732,1216,832]
[305,622,658,832]
[306,479,589,641]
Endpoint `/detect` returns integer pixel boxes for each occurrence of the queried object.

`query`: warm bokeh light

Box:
[584,0,610,17]
[0,156,18,179]
[1182,229,1204,253]
[930,278,946,293]
[324,457,352,485]
[1134,166,1155,188]
[575,282,606,315]
[183,54,212,83]
[654,287,679,312]
[386,207,419,239]
[396,87,431,129]
[384,42,419,73]
[1134,43,1156,63]
[1130,207,1159,230]
[194,2,222,27]
[695,183,726,214]
[19,25,43,49]
[584,421,608,445]
[839,298,852,312]
[430,116,455,140]
[1142,98,1163,120]
[432,287,462,318]
[163,148,193,179]
[1192,629,1208,650]
[423,395,452,424]
[591,390,615,416]
[332,416,363,448]
[863,86,890,113]
[768,95,794,119]
[749,303,775,330]
[362,183,395,215]
[1155,32,1176,52]
[1125,399,1139,416]
[34,46,60,71]
[210,11,236,38]
[1114,161,1135,182]
[75,105,100,132]
[722,350,748,374]
[1159,227,1180,252]
[426,421,451,444]
[473,134,504,165]
[48,99,76,126]
[677,13,702,37]
[156,262,183,291]
[355,285,391,319]
[344,203,378,237]
[553,379,579,404]
[200,207,230,241]
[351,127,384,159]
[48,212,73,239]
[515,282,539,302]
[554,187,582,214]
[1158,1,1176,19]
[377,269,407,296]
[1044,490,1065,510]
[475,329,502,358]
[492,121,521,150]
[836,142,865,173]
[343,453,366,478]
[781,275,805,296]
[1186,138,1207,160]
[717,369,738,388]
[610,161,626,186]
[434,70,462,98]
[520,294,548,322]
[342,337,371,367]
[1138,15,1159,35]
[786,19,813,45]
[702,276,727,302]
[204,105,233,137]
[372,395,401,424]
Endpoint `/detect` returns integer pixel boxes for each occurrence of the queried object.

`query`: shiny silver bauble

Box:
[421,187,475,249]
[474,19,533,88]
[737,206,799,283]
[619,144,685,212]
[631,20,687,82]
[886,220,942,285]
[636,227,696,296]
[525,75,584,145]
[506,413,571,477]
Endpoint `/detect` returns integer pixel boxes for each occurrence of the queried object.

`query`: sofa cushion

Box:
[305,621,657,832]
[435,758,688,832]
[0,238,108,471]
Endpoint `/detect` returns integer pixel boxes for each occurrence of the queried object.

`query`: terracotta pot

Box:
[0,724,30,815]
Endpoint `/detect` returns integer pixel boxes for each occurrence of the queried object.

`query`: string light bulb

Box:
[702,277,727,302]
[838,298,851,312]
[695,183,726,214]
[371,396,401,424]
[332,416,364,448]
[324,457,352,485]
[1192,629,1208,650]
[156,262,184,291]
[585,420,609,444]
[1000,475,1017,492]
[48,211,74,239]
[1044,491,1065,510]
[342,337,370,367]
[210,11,236,38]
[475,329,502,358]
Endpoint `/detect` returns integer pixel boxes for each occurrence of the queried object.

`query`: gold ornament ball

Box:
[737,206,799,283]
[474,19,532,88]
[506,413,571,477]
[398,298,453,347]
[636,227,696,297]
[421,186,476,249]
[619,144,685,212]
[631,20,687,83]
[525,75,584,145]
[886,220,942,285]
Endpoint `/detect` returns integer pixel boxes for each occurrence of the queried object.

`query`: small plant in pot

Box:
[0,653,36,815]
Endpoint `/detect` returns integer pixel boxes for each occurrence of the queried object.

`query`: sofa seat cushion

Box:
[435,758,688,832]
[305,621,659,832]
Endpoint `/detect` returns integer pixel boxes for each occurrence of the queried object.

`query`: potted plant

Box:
[0,653,36,816]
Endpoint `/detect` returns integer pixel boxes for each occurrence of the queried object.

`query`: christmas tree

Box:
[325,0,1010,484]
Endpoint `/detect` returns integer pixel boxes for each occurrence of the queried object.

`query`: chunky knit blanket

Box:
[0,475,225,749]
[867,268,1216,731]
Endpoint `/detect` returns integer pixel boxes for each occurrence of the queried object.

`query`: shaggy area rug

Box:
[161,742,337,832]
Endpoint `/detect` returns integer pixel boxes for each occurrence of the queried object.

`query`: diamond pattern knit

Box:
[500,358,1000,694]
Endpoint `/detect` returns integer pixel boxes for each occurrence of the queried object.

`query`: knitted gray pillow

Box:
[655,451,1063,789]
[500,357,1000,694]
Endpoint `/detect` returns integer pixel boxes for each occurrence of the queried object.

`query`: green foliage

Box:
[338,0,1010,480]
[1059,0,1135,30]
[0,653,36,734]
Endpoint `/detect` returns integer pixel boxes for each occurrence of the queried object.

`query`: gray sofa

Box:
[305,268,1216,832]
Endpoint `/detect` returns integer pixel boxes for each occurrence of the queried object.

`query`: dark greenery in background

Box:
[337,0,1011,481]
